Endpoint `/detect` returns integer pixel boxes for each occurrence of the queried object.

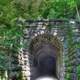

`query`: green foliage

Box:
[0,0,80,79]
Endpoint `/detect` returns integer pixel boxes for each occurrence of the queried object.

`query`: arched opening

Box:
[29,34,63,80]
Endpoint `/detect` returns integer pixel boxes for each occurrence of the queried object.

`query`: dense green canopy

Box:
[0,0,80,47]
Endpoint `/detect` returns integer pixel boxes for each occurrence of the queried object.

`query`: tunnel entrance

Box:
[20,19,80,80]
[29,34,63,80]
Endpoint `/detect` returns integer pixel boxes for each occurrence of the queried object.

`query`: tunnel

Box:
[21,19,80,80]
[29,34,63,80]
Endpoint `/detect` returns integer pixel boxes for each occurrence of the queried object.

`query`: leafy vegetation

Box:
[0,0,80,80]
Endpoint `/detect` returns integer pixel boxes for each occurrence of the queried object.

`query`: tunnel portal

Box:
[29,34,63,80]
[20,19,80,80]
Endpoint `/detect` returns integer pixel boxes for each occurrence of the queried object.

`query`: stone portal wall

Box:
[18,19,80,80]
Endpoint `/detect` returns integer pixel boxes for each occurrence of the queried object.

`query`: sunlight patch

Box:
[36,76,57,80]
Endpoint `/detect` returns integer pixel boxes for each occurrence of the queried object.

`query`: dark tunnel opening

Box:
[29,34,61,80]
